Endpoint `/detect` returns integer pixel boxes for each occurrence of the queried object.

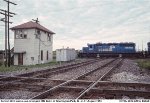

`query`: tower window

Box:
[41,50,43,61]
[47,51,48,60]
[24,35,27,39]
[37,30,40,34]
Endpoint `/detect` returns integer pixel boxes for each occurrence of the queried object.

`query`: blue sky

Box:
[0,0,150,50]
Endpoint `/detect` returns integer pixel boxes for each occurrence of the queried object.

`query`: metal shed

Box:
[56,48,76,62]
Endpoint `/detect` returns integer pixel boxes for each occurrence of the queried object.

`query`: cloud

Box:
[0,0,149,51]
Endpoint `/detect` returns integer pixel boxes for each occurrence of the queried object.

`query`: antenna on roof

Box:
[32,18,39,23]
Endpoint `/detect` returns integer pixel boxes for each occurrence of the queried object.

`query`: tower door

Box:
[18,53,23,65]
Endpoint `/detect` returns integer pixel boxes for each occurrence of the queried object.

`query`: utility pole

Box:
[0,16,7,67]
[5,11,8,67]
[0,18,6,66]
[0,11,12,67]
[3,0,17,67]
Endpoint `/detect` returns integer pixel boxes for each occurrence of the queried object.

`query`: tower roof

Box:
[11,21,55,34]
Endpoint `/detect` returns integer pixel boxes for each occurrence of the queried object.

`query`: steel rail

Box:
[2,79,149,92]
[2,75,150,99]
[58,81,150,91]
[89,89,150,99]
[0,59,97,84]
[96,81,150,87]
[0,82,52,92]
[76,59,116,80]
[0,59,100,88]
[56,86,150,99]
[35,60,100,78]
[18,59,98,77]
[0,76,46,85]
[76,59,123,99]
[31,58,116,99]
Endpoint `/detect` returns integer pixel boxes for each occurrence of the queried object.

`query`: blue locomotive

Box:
[148,42,150,54]
[82,42,136,54]
[79,42,150,58]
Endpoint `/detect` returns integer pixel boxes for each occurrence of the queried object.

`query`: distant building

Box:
[11,21,55,65]
[56,48,77,62]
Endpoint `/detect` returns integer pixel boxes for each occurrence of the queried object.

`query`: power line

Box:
[0,15,13,23]
[0,9,16,15]
[6,0,17,67]
[0,11,13,17]
[0,0,17,67]
[0,10,8,67]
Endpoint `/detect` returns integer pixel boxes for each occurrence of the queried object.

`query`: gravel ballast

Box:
[106,59,150,83]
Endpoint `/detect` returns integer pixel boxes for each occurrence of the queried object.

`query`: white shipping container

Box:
[56,48,76,62]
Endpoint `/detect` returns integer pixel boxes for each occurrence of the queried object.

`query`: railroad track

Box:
[0,59,99,83]
[31,58,121,99]
[1,58,149,99]
[18,59,99,77]
[0,76,5,78]
[34,59,101,78]
[1,79,150,99]
[0,58,115,99]
[58,81,150,99]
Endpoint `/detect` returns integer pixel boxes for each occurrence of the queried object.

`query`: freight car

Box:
[79,42,143,58]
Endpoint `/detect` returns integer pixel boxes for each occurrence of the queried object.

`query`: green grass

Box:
[0,65,26,72]
[137,59,150,69]
[0,60,59,72]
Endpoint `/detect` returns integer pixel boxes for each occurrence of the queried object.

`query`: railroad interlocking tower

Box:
[11,21,55,65]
